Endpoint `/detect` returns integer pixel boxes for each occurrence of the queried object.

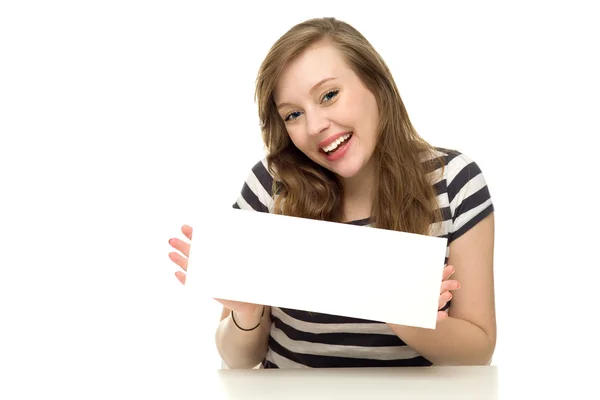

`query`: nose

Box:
[305,108,330,137]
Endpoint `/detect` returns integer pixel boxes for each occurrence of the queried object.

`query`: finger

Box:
[169,238,191,258]
[175,271,186,285]
[437,310,448,321]
[441,264,455,281]
[438,291,453,309]
[440,279,460,293]
[168,251,188,271]
[181,225,193,240]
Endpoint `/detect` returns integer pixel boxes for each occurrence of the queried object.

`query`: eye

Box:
[284,111,303,122]
[321,89,339,103]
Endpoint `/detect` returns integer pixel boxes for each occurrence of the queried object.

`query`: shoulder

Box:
[434,147,494,242]
[424,147,488,190]
[232,158,275,213]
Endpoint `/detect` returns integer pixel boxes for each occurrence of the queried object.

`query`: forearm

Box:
[387,317,495,365]
[215,308,270,369]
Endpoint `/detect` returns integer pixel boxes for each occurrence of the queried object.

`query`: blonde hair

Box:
[255,17,445,235]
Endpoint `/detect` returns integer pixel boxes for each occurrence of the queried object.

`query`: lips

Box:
[322,132,353,161]
[318,131,353,149]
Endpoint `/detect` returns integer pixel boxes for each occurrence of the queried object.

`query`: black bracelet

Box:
[231,306,265,331]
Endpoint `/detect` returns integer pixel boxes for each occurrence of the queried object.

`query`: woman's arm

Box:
[215,305,272,369]
[388,213,496,365]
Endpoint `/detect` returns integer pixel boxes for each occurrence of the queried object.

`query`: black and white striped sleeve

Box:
[445,153,494,243]
[232,158,275,213]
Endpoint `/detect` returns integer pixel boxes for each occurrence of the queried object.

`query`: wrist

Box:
[231,306,265,331]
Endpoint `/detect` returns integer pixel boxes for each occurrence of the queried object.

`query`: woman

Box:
[168,17,496,369]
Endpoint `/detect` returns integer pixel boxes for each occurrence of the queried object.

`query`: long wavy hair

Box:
[255,17,445,236]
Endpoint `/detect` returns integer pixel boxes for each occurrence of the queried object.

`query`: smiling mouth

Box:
[320,132,353,155]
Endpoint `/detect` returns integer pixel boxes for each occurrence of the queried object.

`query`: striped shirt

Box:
[232,148,494,368]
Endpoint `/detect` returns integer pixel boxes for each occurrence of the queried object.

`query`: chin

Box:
[325,160,365,179]
[329,167,358,179]
[305,149,367,180]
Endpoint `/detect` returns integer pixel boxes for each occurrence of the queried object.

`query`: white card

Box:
[185,208,447,329]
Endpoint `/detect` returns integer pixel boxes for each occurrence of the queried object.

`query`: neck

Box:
[340,158,376,220]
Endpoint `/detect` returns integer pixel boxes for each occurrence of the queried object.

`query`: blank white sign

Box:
[185,208,447,329]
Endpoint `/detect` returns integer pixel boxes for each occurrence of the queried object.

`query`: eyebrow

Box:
[276,77,337,111]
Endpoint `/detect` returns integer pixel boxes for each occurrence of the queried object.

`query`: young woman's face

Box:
[273,42,380,180]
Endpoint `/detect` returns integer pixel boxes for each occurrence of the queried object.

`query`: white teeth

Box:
[322,133,352,153]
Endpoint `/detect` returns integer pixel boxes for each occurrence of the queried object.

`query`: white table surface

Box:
[205,366,499,399]
[198,364,594,399]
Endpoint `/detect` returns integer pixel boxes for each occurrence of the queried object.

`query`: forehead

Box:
[274,43,351,101]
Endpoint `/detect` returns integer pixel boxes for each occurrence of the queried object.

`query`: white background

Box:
[1,0,599,397]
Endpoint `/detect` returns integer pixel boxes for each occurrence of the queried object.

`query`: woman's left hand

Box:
[438,264,460,321]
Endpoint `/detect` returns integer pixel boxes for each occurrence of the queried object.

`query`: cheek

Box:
[286,128,308,150]
[359,98,379,139]
[338,95,375,130]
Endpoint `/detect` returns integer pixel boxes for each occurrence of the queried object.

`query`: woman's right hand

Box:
[168,224,264,317]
